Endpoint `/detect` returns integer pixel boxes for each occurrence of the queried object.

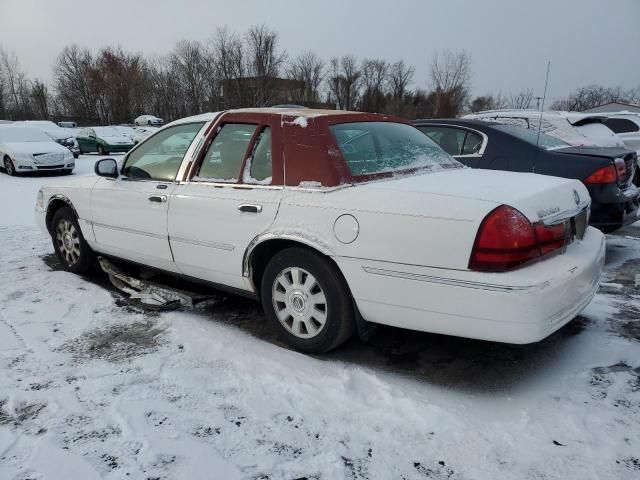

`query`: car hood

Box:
[3,141,69,155]
[554,146,632,159]
[356,168,589,223]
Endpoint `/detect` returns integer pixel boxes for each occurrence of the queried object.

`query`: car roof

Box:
[413,118,498,129]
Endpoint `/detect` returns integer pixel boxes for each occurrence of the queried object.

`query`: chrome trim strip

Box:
[361,266,548,293]
[541,201,590,225]
[91,221,167,240]
[170,236,235,251]
[179,181,284,190]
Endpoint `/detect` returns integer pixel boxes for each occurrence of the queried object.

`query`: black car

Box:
[414,119,639,232]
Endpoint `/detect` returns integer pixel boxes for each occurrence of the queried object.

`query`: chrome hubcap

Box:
[272,267,327,339]
[5,158,13,174]
[56,219,81,266]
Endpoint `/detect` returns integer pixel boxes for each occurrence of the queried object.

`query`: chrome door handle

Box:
[238,204,262,213]
[148,195,167,203]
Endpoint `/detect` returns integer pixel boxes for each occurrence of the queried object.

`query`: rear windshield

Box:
[493,124,569,150]
[0,127,51,142]
[330,122,461,176]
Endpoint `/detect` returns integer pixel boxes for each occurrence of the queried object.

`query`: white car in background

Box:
[132,126,159,144]
[35,108,605,353]
[464,110,620,147]
[0,126,75,175]
[19,120,81,158]
[134,115,163,126]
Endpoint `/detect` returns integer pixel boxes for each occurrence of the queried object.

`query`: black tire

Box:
[261,247,355,353]
[4,156,16,176]
[62,169,73,175]
[97,144,107,155]
[50,207,95,274]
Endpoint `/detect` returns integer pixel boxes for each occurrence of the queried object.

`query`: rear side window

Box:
[462,131,483,155]
[330,122,461,176]
[418,126,464,155]
[196,124,257,182]
[605,118,640,134]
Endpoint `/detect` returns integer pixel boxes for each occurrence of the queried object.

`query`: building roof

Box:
[581,102,640,113]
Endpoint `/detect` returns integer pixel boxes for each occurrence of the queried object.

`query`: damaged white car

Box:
[35,109,605,353]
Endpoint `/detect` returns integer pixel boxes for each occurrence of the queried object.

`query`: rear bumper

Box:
[589,183,639,230]
[337,227,606,344]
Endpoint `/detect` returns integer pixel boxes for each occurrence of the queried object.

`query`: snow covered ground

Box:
[1,155,639,479]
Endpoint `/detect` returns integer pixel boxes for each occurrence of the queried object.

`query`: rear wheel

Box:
[3,156,16,176]
[51,207,95,274]
[261,247,355,353]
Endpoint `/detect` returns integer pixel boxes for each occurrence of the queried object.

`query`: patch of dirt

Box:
[60,320,165,362]
[0,399,46,427]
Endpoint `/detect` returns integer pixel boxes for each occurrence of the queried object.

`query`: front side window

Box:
[244,127,272,184]
[122,122,204,181]
[195,123,257,182]
[330,122,461,177]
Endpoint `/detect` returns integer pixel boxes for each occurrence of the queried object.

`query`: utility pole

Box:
[535,96,544,111]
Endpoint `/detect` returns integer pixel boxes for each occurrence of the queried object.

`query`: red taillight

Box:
[469,205,566,272]
[584,165,617,184]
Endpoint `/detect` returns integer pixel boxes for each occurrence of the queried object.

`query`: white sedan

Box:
[1,126,76,175]
[134,115,163,126]
[35,109,605,353]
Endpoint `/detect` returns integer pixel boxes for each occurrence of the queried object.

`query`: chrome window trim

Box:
[417,123,489,157]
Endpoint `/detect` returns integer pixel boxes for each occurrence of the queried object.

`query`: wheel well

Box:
[46,199,74,233]
[248,239,337,296]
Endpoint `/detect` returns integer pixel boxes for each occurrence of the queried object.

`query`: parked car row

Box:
[35,108,610,354]
[415,119,639,232]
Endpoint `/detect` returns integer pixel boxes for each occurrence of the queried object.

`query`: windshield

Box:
[0,127,52,143]
[330,122,461,176]
[493,124,570,150]
[94,127,123,137]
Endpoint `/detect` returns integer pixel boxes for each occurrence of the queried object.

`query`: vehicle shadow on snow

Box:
[39,234,630,393]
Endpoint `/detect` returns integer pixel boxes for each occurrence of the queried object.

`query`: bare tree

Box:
[327,55,361,110]
[0,47,33,119]
[30,80,50,118]
[286,50,325,104]
[244,24,286,106]
[550,84,627,111]
[430,49,471,117]
[170,40,214,115]
[387,59,414,115]
[359,59,388,112]
[508,89,534,109]
[211,27,245,109]
[468,93,508,113]
[53,45,98,122]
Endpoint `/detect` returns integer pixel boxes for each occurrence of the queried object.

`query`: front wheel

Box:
[261,247,355,353]
[51,207,95,274]
[4,156,16,176]
[97,144,107,155]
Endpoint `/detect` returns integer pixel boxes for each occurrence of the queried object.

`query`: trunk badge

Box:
[573,189,580,205]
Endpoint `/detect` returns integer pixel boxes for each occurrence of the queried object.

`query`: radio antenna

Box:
[536,61,551,148]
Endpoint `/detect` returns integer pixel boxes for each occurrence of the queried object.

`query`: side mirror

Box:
[95,158,118,178]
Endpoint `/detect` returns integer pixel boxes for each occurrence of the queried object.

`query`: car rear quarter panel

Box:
[274,185,496,271]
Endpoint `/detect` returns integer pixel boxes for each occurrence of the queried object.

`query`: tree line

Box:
[1,24,638,125]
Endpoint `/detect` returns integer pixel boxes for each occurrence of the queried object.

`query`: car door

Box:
[169,119,282,291]
[417,125,485,168]
[90,121,206,272]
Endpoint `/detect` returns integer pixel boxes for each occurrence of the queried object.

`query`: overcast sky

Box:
[1,0,638,103]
